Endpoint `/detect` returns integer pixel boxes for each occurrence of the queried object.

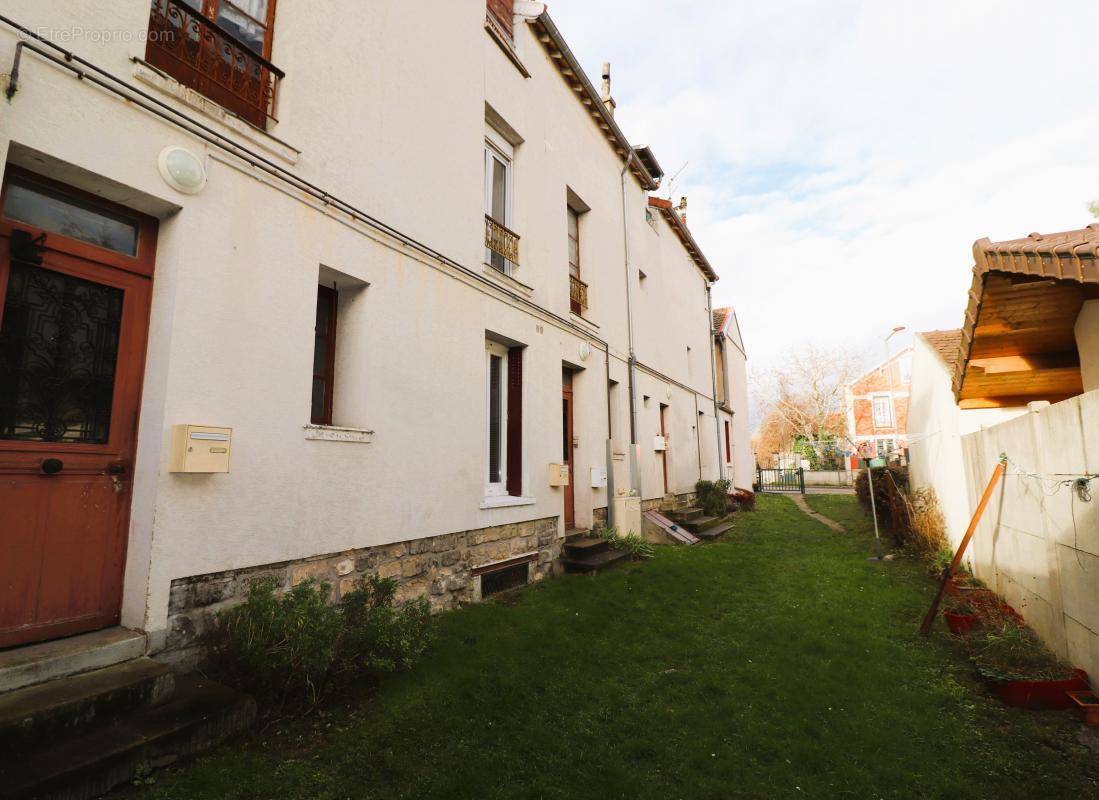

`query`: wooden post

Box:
[919,456,1007,635]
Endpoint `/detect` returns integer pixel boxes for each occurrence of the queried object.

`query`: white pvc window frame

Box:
[485,339,510,497]
[484,128,515,275]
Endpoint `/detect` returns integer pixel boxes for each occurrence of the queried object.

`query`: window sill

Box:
[132,59,300,166]
[482,264,533,297]
[484,16,531,78]
[569,311,599,331]
[303,424,374,443]
[480,494,536,509]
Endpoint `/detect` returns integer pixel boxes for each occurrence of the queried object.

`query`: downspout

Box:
[621,146,642,496]
[706,284,725,481]
[604,342,616,529]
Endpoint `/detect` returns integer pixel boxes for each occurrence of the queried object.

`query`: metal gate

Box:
[756,467,806,494]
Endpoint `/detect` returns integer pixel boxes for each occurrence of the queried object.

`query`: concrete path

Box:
[789,494,847,533]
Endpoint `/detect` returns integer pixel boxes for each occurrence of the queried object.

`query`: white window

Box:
[484,134,513,275]
[876,438,895,458]
[872,395,893,428]
[486,340,509,496]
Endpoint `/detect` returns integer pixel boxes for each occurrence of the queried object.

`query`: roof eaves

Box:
[531,12,660,191]
[648,196,719,281]
[955,226,1099,401]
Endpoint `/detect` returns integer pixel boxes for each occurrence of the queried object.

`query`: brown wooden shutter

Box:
[487,0,514,38]
[506,346,523,496]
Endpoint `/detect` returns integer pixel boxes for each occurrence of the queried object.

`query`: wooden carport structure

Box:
[953,227,1099,409]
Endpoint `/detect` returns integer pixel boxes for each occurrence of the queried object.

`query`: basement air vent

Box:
[477,559,532,599]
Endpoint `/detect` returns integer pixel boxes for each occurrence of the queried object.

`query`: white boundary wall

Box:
[960,392,1099,682]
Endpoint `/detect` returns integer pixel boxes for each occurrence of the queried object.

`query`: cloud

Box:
[549,0,1099,368]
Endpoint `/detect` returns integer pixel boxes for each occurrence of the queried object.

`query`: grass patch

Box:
[125,496,1098,800]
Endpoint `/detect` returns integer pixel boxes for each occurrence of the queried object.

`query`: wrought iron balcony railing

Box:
[485,214,520,267]
[569,274,588,314]
[145,0,284,129]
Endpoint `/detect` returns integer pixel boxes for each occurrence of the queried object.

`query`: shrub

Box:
[340,575,433,674]
[594,526,655,559]
[694,479,731,517]
[214,578,343,706]
[905,487,949,564]
[854,466,910,544]
[211,574,434,709]
[731,489,755,512]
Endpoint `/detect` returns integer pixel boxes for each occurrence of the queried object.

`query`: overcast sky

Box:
[549,0,1099,372]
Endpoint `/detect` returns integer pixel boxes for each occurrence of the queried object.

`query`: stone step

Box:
[0,658,175,753]
[0,675,256,800]
[695,520,736,541]
[561,547,630,575]
[683,513,734,534]
[669,506,704,522]
[563,536,610,558]
[0,629,146,694]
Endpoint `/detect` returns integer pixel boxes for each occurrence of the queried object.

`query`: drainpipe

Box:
[604,343,616,529]
[706,283,724,481]
[620,146,642,496]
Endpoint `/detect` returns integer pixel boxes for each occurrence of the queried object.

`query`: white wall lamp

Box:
[158,146,207,195]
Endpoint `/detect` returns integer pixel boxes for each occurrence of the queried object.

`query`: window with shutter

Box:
[485,340,523,498]
[485,341,509,495]
[487,0,513,39]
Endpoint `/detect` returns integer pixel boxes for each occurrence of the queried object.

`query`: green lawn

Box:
[128,495,1098,800]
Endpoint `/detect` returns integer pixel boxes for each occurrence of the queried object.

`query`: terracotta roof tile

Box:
[712,307,731,334]
[647,196,719,281]
[918,329,963,371]
[954,224,1099,401]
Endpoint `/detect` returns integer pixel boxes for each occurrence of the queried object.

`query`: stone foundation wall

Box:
[640,491,697,513]
[163,516,560,667]
[593,506,608,529]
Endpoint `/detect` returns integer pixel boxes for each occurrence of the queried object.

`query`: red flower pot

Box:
[997,669,1090,710]
[1067,690,1099,725]
[943,611,978,635]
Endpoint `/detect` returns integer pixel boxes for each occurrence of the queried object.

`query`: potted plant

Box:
[966,621,1089,709]
[941,594,979,635]
[1067,690,1099,725]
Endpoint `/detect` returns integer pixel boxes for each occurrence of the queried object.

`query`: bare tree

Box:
[752,345,865,457]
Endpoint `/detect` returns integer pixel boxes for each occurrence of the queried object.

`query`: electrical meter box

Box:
[169,425,232,473]
[590,467,607,488]
[548,462,570,486]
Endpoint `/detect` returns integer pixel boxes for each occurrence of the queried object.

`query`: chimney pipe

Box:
[677,196,688,225]
[601,62,616,117]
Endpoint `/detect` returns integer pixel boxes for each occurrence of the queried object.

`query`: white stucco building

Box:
[0,1,749,664]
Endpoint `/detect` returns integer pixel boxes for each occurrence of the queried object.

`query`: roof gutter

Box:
[532,12,661,191]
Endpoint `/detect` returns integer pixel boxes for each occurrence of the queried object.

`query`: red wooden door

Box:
[0,169,156,648]
[562,370,575,530]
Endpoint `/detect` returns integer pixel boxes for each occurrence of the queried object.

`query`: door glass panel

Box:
[4,180,139,256]
[490,157,507,223]
[216,0,268,54]
[488,354,503,484]
[0,262,124,443]
[562,398,569,461]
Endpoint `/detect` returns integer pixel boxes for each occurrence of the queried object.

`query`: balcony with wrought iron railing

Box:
[484,214,520,270]
[145,0,284,130]
[569,274,588,315]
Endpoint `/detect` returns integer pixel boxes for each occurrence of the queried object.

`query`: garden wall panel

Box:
[960,390,1099,683]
